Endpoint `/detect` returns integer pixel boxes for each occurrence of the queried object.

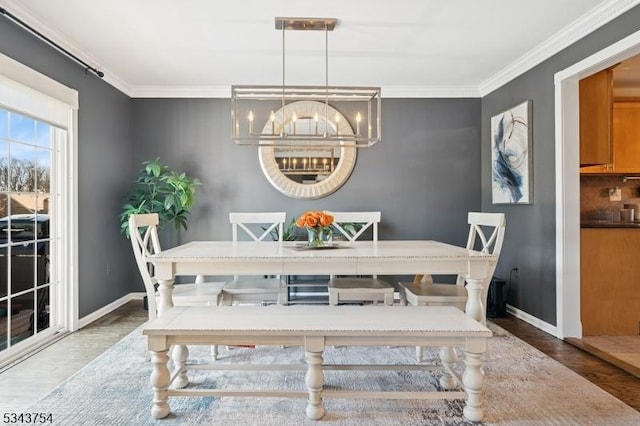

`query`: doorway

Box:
[556,28,640,340]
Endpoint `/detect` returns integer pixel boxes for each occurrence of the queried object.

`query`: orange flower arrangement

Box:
[297,211,334,246]
[296,210,334,230]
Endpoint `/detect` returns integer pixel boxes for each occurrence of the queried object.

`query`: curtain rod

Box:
[0,6,104,78]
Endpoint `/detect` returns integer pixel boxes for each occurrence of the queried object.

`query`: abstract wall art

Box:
[491,100,532,204]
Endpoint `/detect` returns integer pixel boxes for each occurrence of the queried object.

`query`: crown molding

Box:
[380,86,480,98]
[131,85,481,99]
[479,0,640,96]
[131,86,230,98]
[1,0,134,96]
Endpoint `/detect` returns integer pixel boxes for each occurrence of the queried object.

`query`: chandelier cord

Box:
[281,20,285,136]
[325,21,329,137]
[0,6,104,78]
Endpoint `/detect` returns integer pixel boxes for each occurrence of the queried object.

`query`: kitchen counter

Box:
[581,220,640,228]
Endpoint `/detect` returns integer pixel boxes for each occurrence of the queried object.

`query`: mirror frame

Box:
[258,101,357,199]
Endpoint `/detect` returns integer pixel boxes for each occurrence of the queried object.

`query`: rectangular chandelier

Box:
[231,18,381,148]
[231,85,381,147]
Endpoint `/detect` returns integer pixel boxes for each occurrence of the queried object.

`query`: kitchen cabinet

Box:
[579,68,613,166]
[580,101,640,173]
[580,228,640,335]
[611,101,640,173]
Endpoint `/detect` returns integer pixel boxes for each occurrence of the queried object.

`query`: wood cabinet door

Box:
[579,69,613,166]
[580,228,640,336]
[612,102,640,173]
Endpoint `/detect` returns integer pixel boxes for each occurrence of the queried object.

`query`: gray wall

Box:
[5,3,640,324]
[481,5,640,325]
[0,18,135,317]
[131,98,482,284]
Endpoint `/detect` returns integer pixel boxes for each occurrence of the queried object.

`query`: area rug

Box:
[30,322,640,425]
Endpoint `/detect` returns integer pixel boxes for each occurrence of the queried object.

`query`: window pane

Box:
[0,313,7,351]
[39,195,50,216]
[36,242,48,286]
[9,113,35,144]
[0,140,7,192]
[6,210,35,243]
[35,122,51,148]
[0,194,6,224]
[11,292,35,343]
[10,144,36,192]
[36,287,49,332]
[36,149,51,193]
[0,109,7,138]
[11,250,35,295]
[0,251,7,299]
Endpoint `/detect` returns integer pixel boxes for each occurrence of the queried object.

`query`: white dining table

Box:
[146,239,496,420]
[148,240,496,323]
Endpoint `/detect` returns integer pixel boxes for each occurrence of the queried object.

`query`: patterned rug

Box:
[31,322,640,425]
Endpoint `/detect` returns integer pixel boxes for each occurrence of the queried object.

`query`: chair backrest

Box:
[456,211,506,286]
[229,212,286,281]
[327,211,380,242]
[229,212,286,242]
[128,213,161,319]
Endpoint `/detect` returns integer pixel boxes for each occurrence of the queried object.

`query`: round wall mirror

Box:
[258,101,357,199]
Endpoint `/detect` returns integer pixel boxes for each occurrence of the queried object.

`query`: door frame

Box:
[555,29,640,339]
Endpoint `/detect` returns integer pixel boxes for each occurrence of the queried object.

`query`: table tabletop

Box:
[148,240,496,324]
[149,240,495,276]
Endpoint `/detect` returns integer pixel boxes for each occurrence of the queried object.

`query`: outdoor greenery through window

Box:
[0,107,55,352]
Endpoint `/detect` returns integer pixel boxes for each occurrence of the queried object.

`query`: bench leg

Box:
[171,344,190,389]
[384,292,394,306]
[328,288,338,306]
[304,350,325,420]
[211,345,219,360]
[150,348,171,419]
[462,351,484,422]
[439,346,458,389]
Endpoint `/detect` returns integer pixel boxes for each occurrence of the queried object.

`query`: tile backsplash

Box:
[581,175,640,221]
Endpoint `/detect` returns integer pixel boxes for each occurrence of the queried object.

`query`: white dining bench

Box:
[143,305,492,422]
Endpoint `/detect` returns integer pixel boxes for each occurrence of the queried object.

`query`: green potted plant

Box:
[120,158,201,237]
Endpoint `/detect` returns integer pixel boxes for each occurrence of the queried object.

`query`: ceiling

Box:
[1,0,638,97]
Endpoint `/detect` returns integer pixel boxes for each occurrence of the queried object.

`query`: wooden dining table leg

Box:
[464,277,485,324]
[156,278,175,316]
[171,343,190,389]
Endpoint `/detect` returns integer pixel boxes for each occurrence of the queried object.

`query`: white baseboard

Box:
[506,304,558,337]
[77,292,145,329]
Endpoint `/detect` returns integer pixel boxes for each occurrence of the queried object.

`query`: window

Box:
[0,108,60,351]
[0,52,77,365]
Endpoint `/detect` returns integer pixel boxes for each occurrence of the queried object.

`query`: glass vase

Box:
[307,227,332,247]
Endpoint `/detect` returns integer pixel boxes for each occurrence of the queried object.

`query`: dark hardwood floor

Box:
[494,315,640,412]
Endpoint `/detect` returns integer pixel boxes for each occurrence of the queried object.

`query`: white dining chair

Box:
[221,212,288,306]
[128,213,224,358]
[398,211,506,361]
[327,211,395,306]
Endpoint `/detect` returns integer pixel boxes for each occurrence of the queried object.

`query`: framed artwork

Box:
[491,100,532,204]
